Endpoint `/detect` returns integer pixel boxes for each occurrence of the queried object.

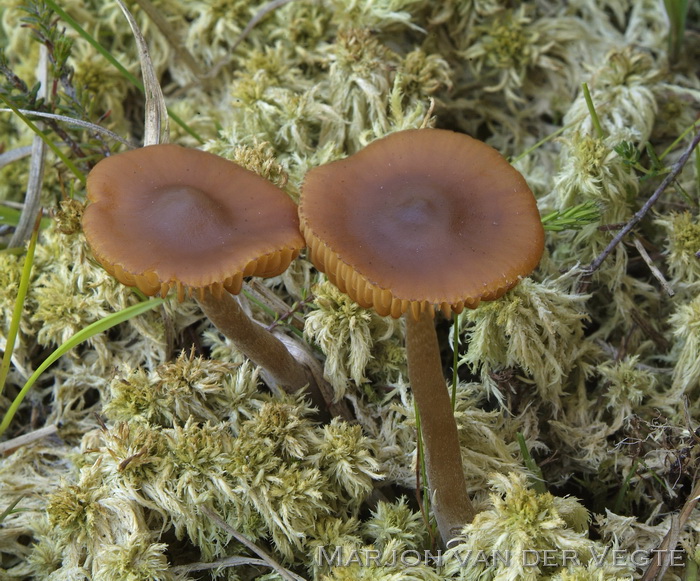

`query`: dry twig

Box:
[583,130,700,280]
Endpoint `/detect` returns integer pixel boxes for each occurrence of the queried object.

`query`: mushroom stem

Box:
[405,309,476,544]
[197,290,328,414]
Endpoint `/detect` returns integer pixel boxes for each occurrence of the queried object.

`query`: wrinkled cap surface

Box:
[299,129,545,319]
[83,144,304,299]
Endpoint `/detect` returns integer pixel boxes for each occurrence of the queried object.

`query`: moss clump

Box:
[443,473,630,581]
[460,276,593,405]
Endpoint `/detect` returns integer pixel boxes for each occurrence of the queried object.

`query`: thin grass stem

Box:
[0,214,41,399]
[0,299,164,437]
[582,82,605,140]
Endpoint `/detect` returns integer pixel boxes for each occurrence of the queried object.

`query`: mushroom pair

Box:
[298,129,544,543]
[82,129,544,545]
[82,144,325,409]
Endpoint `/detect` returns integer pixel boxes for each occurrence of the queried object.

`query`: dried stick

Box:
[585,130,700,276]
[199,506,304,581]
[632,237,674,297]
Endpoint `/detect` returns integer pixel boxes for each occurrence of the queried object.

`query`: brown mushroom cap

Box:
[299,128,545,319]
[83,144,304,299]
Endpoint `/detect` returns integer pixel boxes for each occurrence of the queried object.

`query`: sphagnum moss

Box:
[1,0,700,579]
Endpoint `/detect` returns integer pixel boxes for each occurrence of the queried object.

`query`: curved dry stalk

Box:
[9,46,47,249]
[199,506,305,581]
[0,145,32,169]
[585,129,700,276]
[0,110,135,148]
[115,0,169,146]
[131,0,201,78]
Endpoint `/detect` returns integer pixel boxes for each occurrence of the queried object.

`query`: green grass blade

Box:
[510,125,568,164]
[0,215,41,399]
[0,497,23,523]
[541,201,600,232]
[686,554,698,581]
[517,432,547,494]
[0,298,164,437]
[660,119,700,162]
[612,458,639,514]
[0,205,51,229]
[582,82,605,140]
[663,0,689,62]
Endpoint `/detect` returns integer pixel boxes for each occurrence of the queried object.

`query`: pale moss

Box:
[365,331,407,387]
[52,199,85,236]
[564,47,661,144]
[547,563,633,581]
[453,383,536,492]
[385,382,532,496]
[548,410,617,475]
[0,1,42,83]
[655,211,700,289]
[668,294,700,393]
[0,442,74,579]
[350,382,422,490]
[550,133,638,223]
[2,0,700,578]
[200,327,249,366]
[268,0,333,49]
[395,49,452,98]
[92,535,174,581]
[43,364,112,441]
[88,421,166,491]
[92,0,173,73]
[165,88,221,146]
[30,256,112,348]
[203,139,290,189]
[28,225,174,370]
[307,419,383,503]
[183,0,251,65]
[594,509,674,557]
[229,79,335,159]
[362,498,428,551]
[323,28,399,150]
[311,516,363,546]
[305,280,400,399]
[69,41,134,138]
[25,519,65,579]
[0,252,31,338]
[103,352,263,428]
[461,6,585,109]
[61,397,381,563]
[460,276,593,406]
[544,48,662,299]
[46,467,115,548]
[598,355,658,429]
[327,0,424,32]
[443,472,597,581]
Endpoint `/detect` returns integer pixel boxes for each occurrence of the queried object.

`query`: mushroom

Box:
[82,144,323,407]
[298,128,545,543]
